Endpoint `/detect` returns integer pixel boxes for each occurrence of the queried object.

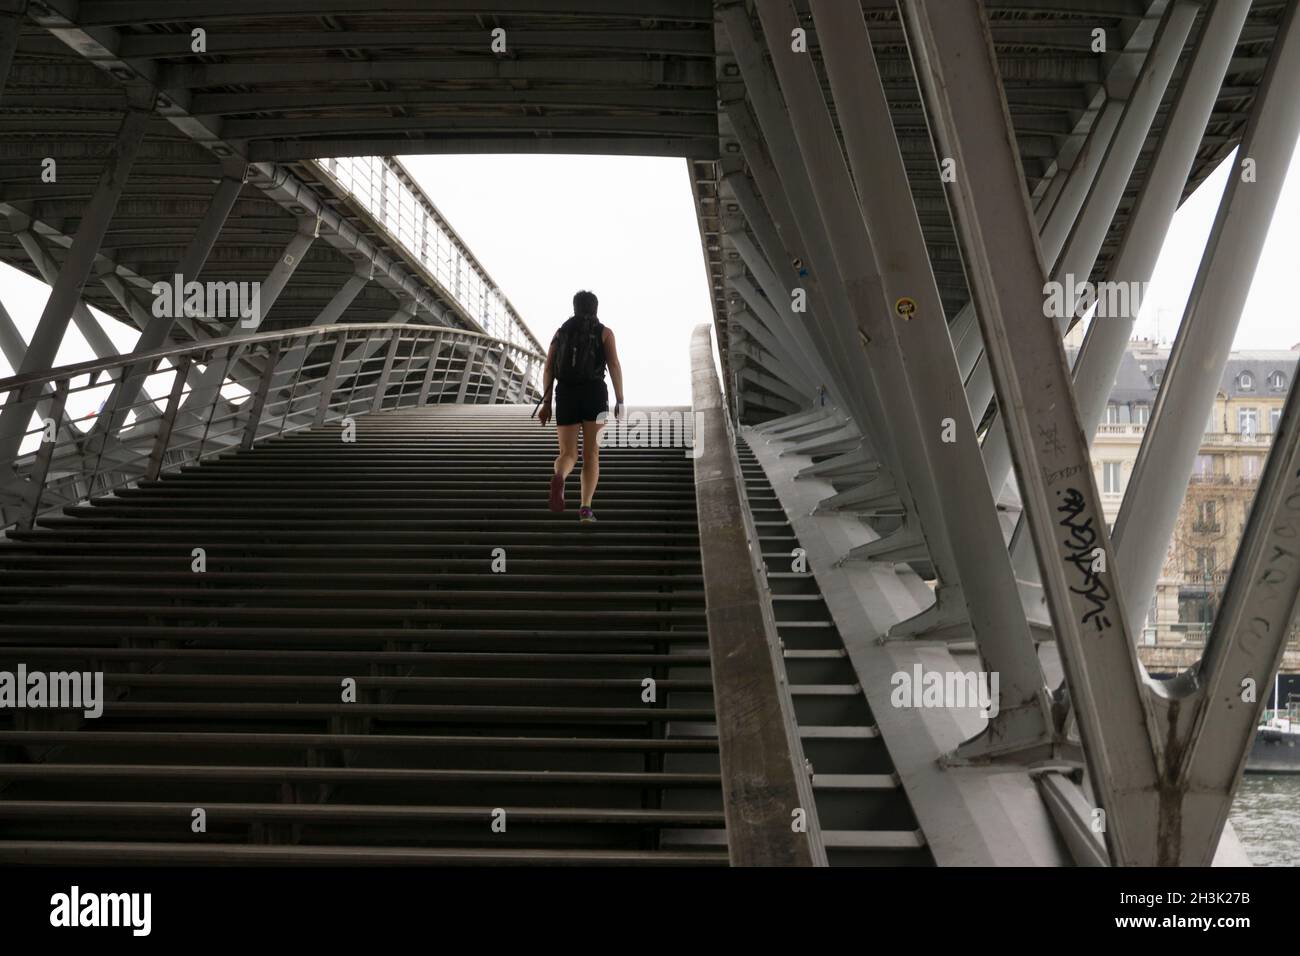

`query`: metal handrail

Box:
[689,322,825,866]
[1,323,544,533]
[314,157,541,353]
[0,322,541,395]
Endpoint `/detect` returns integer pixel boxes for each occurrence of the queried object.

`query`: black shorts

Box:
[555,379,608,426]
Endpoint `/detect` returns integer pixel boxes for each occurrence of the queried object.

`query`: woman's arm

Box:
[604,328,625,417]
[538,338,557,425]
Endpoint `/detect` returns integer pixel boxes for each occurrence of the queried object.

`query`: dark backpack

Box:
[553,315,605,384]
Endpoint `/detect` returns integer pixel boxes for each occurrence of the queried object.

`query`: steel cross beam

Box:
[729,308,816,406]
[901,0,1300,866]
[716,27,899,475]
[733,314,811,408]
[86,171,247,447]
[761,0,1054,758]
[947,96,1122,385]
[0,296,71,448]
[949,0,1174,407]
[0,100,149,468]
[11,227,121,363]
[1007,0,1254,595]
[1111,0,1300,642]
[723,260,824,399]
[723,171,845,407]
[1069,0,1254,450]
[1178,374,1300,863]
[898,0,1160,863]
[27,2,506,345]
[0,2,22,103]
[979,0,1198,506]
[175,225,318,421]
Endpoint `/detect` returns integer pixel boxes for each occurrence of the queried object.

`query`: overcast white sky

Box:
[1,144,1297,405]
[402,154,711,406]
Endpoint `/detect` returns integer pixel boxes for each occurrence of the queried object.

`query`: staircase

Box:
[737,437,934,865]
[0,404,725,864]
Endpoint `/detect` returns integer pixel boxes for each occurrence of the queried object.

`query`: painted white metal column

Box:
[1010,0,1254,587]
[900,0,1160,864]
[1111,0,1300,641]
[1071,0,1253,445]
[979,1,1199,504]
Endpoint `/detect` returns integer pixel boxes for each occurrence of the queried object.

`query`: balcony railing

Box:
[1096,422,1147,436]
[1202,430,1275,446]
[1166,622,1300,649]
[1180,570,1229,591]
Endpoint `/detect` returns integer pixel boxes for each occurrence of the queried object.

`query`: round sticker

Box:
[895,297,917,320]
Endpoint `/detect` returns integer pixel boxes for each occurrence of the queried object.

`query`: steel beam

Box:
[730,309,813,401]
[900,0,1160,863]
[254,228,317,329]
[716,32,897,473]
[945,96,1123,387]
[979,0,1198,507]
[1112,0,1300,641]
[175,225,317,421]
[272,271,370,379]
[0,294,26,371]
[1178,370,1300,863]
[779,0,1052,758]
[87,173,247,446]
[725,226,830,401]
[13,230,120,362]
[1070,0,1253,447]
[0,4,21,102]
[0,103,148,467]
[724,267,822,399]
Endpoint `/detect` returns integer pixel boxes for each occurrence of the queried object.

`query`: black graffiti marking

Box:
[1057,487,1112,630]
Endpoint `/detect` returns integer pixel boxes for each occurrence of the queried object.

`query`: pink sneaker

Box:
[548,473,565,512]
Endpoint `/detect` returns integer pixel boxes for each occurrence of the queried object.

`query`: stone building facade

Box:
[1075,339,1298,667]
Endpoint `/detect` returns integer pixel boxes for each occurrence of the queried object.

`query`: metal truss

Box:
[900,0,1300,866]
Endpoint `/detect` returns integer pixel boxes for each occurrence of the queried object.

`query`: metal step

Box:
[736,434,935,866]
[0,404,722,864]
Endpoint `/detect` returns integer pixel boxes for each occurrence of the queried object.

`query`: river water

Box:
[1229,774,1300,866]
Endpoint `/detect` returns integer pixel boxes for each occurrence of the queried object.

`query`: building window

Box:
[1242,454,1263,481]
[1270,370,1287,391]
[1193,454,1223,479]
[1103,461,1123,494]
[1272,408,1282,433]
[1195,547,1217,576]
[1238,407,1259,437]
[1134,403,1150,425]
[1195,499,1218,531]
[1239,371,1254,391]
[1105,403,1121,424]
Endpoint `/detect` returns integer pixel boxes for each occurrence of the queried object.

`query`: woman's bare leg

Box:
[548,424,579,511]
[554,424,579,479]
[579,419,603,507]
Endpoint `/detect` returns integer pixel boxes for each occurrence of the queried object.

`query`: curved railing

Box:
[0,323,544,532]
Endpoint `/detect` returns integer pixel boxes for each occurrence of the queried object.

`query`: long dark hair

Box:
[573,290,598,318]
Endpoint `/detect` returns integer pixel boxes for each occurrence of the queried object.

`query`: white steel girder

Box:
[899,0,1300,866]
